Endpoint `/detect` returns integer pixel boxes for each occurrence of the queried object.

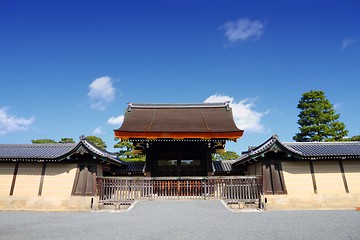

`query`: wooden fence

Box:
[97,176,263,204]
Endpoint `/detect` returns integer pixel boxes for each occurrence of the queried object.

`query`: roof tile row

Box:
[237,135,360,164]
[0,139,123,166]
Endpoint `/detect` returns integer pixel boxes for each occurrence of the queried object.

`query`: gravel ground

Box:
[1,200,359,240]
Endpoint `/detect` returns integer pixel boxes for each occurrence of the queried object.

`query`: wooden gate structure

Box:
[98,103,262,206]
[97,176,263,204]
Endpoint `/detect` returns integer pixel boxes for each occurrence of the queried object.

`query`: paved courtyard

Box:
[1,200,359,240]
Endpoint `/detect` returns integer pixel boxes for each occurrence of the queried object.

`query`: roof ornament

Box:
[79,135,86,141]
[77,146,86,155]
[271,145,279,153]
[127,102,133,112]
[248,146,256,151]
[225,101,230,111]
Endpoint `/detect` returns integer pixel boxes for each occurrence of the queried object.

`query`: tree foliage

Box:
[86,136,107,150]
[213,151,240,161]
[293,90,348,142]
[32,138,76,144]
[342,135,360,141]
[31,139,57,144]
[114,139,145,161]
[58,138,75,143]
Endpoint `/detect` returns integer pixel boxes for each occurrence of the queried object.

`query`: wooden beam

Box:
[71,166,81,196]
[114,130,244,141]
[339,160,349,193]
[262,162,273,194]
[9,162,19,196]
[309,161,318,194]
[270,162,287,194]
[38,162,47,196]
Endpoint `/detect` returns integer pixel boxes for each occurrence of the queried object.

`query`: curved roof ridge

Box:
[0,136,124,166]
[235,137,360,165]
[80,138,119,159]
[234,135,303,165]
[128,102,229,109]
[241,135,278,155]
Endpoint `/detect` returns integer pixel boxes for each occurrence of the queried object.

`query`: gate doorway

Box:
[156,159,203,177]
[147,141,212,177]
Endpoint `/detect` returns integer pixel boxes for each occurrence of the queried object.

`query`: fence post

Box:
[203,179,206,200]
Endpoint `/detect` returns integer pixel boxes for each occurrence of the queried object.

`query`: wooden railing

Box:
[97,176,263,204]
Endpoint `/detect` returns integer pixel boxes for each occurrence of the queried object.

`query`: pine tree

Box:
[343,135,360,141]
[213,151,240,161]
[114,139,145,161]
[293,90,348,142]
[58,138,75,143]
[31,139,56,144]
[86,136,107,150]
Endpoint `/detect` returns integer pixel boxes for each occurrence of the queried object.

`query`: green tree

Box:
[114,139,145,161]
[58,138,75,143]
[86,136,107,150]
[31,139,56,144]
[114,140,133,158]
[213,151,240,161]
[293,90,348,142]
[343,135,360,141]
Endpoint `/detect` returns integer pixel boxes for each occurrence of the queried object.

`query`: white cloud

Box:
[88,76,116,111]
[107,115,124,126]
[92,127,105,135]
[0,107,35,136]
[204,94,267,133]
[220,18,264,43]
[342,39,356,50]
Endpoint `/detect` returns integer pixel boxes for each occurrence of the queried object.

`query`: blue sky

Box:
[1,0,359,153]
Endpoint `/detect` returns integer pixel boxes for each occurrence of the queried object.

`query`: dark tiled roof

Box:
[0,143,76,159]
[115,102,243,140]
[125,162,145,172]
[115,162,145,175]
[212,160,244,174]
[235,135,360,165]
[0,138,124,166]
[238,135,302,161]
[284,142,360,157]
[213,160,235,172]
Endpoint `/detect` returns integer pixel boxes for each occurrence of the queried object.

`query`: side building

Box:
[0,136,125,211]
[234,135,360,210]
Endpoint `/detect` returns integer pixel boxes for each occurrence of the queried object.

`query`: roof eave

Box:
[114,130,244,141]
[233,136,303,166]
[55,139,125,166]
